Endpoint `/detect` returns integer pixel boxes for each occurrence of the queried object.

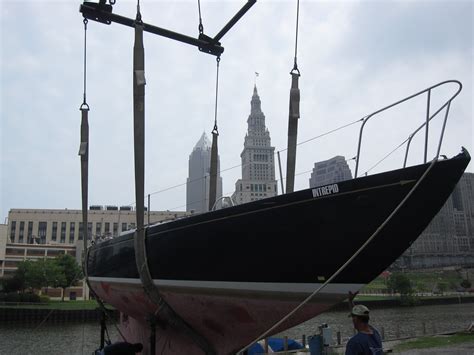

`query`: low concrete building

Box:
[7,206,187,245]
[1,206,189,299]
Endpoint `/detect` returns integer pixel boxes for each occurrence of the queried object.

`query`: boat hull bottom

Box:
[91,278,362,354]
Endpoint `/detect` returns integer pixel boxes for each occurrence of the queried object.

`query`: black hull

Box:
[87,149,470,354]
[89,150,470,284]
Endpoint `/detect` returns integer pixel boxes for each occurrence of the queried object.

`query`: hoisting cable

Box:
[208,56,220,211]
[197,0,204,34]
[285,0,301,194]
[239,156,440,353]
[77,17,128,345]
[130,2,216,354]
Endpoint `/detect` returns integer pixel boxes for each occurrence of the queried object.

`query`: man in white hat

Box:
[345,292,383,355]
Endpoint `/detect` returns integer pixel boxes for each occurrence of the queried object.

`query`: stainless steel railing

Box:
[354,80,462,178]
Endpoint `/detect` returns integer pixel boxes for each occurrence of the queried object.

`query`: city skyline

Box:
[1,1,472,221]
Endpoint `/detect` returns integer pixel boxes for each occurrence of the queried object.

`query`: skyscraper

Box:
[186,133,222,213]
[309,156,353,187]
[232,86,278,204]
[396,172,474,268]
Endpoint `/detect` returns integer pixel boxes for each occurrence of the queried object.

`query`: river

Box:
[0,303,472,354]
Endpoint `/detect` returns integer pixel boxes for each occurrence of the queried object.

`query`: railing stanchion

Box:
[424,89,431,163]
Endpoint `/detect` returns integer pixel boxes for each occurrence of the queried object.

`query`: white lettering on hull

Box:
[312,183,339,198]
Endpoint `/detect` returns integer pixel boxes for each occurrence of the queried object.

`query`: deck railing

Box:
[354,80,462,178]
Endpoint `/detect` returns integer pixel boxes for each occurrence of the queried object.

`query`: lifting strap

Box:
[79,18,90,260]
[78,16,128,345]
[208,57,220,211]
[130,4,216,354]
[285,0,301,194]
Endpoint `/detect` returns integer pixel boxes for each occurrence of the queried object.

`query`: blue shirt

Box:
[345,326,383,355]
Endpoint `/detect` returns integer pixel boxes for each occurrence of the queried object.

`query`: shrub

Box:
[39,295,51,303]
[19,293,40,303]
[5,292,21,302]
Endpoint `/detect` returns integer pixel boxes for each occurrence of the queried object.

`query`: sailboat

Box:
[78,1,471,354]
[86,147,470,354]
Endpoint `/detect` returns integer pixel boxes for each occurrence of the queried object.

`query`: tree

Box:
[387,272,413,295]
[15,260,43,291]
[43,259,66,292]
[55,254,83,301]
[1,275,24,293]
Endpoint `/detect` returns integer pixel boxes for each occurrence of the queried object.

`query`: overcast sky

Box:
[1,0,472,221]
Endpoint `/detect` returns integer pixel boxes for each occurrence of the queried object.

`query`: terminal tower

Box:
[232,86,278,204]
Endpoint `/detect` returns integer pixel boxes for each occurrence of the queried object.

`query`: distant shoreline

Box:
[331,294,474,311]
[1,295,473,323]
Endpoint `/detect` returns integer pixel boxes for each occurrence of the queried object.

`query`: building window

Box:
[10,221,16,243]
[122,223,127,232]
[38,222,47,244]
[14,222,23,244]
[96,223,102,237]
[52,222,58,241]
[104,222,110,235]
[78,222,83,240]
[27,222,33,244]
[113,223,118,236]
[69,222,75,243]
[60,222,67,243]
[87,223,92,240]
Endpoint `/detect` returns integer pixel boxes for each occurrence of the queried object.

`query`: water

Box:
[278,303,474,343]
[0,303,472,354]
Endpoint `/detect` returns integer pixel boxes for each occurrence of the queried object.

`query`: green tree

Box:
[55,254,83,301]
[1,275,24,293]
[436,281,448,294]
[387,272,413,295]
[15,260,43,291]
[43,259,66,291]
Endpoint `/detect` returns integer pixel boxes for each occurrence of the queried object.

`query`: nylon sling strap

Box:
[131,5,163,311]
[79,105,89,243]
[208,57,220,211]
[285,0,301,194]
[285,71,300,193]
[208,129,218,210]
[79,18,90,257]
[130,7,216,354]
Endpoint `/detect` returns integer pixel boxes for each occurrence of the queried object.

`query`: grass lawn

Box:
[393,332,474,351]
[0,300,114,310]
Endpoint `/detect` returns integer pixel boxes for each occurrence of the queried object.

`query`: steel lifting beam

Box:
[80,0,256,57]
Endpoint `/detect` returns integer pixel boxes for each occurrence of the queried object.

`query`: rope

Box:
[291,117,364,150]
[363,137,410,176]
[238,156,439,353]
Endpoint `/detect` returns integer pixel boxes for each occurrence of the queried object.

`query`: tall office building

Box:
[309,155,353,187]
[186,133,223,213]
[395,172,474,268]
[232,86,278,204]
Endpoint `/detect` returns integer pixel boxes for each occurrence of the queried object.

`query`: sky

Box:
[1,0,473,222]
